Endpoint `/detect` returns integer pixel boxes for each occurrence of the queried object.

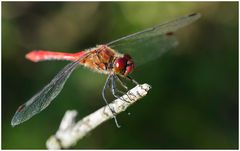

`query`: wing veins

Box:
[11,54,87,126]
[107,13,201,46]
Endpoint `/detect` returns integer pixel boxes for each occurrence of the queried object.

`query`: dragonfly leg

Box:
[111,75,131,103]
[113,76,128,94]
[116,75,128,90]
[102,75,121,128]
[120,76,139,98]
[126,76,139,85]
[126,76,148,97]
[115,75,138,99]
[114,75,136,102]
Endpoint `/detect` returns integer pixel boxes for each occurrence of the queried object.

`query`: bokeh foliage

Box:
[2,2,238,149]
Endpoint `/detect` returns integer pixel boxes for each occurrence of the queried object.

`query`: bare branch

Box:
[46,83,151,149]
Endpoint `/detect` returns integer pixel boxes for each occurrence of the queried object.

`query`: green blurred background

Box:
[2,2,238,149]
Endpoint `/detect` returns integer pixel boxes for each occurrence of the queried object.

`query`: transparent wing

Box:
[111,33,178,66]
[107,13,201,65]
[11,57,84,127]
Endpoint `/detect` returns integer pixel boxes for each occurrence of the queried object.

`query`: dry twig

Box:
[46,83,151,149]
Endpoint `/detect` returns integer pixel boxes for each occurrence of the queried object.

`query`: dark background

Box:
[2,2,238,149]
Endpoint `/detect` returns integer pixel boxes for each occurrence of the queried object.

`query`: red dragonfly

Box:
[11,13,201,127]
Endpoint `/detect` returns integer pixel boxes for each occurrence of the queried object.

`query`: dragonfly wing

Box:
[108,13,201,65]
[111,33,178,66]
[11,57,84,127]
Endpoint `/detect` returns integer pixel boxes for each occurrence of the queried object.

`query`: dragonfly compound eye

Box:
[114,57,127,74]
[113,54,134,76]
[122,54,134,76]
[124,59,134,76]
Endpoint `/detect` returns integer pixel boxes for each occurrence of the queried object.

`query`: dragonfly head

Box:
[114,54,134,76]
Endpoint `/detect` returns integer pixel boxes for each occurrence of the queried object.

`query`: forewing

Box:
[11,58,83,127]
[111,33,178,66]
[108,13,201,65]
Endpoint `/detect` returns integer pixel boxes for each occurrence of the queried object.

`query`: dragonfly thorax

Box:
[113,54,134,76]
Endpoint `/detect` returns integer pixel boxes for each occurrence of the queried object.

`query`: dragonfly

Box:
[11,13,201,127]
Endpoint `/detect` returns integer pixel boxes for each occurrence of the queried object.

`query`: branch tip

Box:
[46,83,151,149]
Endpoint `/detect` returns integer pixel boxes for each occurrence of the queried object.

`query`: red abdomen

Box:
[26,50,86,62]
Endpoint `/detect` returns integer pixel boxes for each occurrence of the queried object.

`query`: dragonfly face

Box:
[113,54,134,76]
